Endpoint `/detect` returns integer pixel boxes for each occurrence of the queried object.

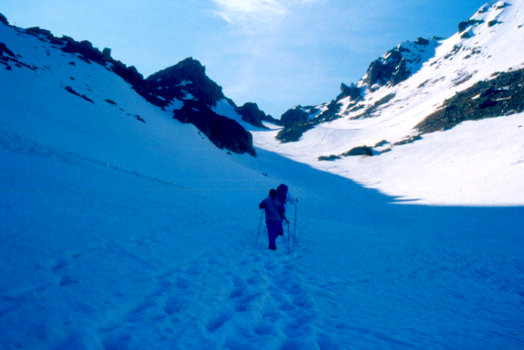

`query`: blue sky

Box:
[1,0,487,117]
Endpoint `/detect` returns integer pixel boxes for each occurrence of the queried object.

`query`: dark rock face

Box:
[145,58,225,108]
[174,100,255,156]
[458,19,484,33]
[363,38,437,89]
[364,49,407,87]
[277,100,341,143]
[235,102,280,128]
[0,13,9,25]
[0,42,16,70]
[416,68,524,134]
[337,83,363,101]
[276,119,316,143]
[280,107,311,128]
[0,42,15,58]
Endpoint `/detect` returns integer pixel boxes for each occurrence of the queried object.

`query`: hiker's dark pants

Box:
[266,221,282,250]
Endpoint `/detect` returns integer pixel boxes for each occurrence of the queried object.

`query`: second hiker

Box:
[259,189,289,250]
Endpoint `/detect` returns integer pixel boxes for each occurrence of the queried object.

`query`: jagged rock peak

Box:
[146,57,225,108]
[338,83,363,101]
[362,37,440,90]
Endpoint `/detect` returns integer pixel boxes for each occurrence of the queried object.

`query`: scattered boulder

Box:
[342,146,373,157]
[318,145,374,161]
[64,86,94,103]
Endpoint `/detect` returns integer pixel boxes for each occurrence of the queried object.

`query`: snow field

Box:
[1,11,524,350]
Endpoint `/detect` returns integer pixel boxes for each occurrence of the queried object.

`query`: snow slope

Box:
[1,10,524,350]
[255,0,524,205]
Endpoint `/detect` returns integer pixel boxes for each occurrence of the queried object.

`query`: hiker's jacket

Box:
[259,196,284,223]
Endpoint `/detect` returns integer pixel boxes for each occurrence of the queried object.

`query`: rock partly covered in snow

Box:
[363,37,440,90]
[145,57,226,108]
[235,102,281,129]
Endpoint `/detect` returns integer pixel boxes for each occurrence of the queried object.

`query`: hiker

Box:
[259,189,289,250]
[276,184,298,209]
[275,184,297,236]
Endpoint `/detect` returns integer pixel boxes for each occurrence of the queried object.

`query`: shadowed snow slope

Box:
[1,7,524,350]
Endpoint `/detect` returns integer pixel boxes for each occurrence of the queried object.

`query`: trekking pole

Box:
[256,210,263,244]
[294,205,297,240]
[287,222,290,255]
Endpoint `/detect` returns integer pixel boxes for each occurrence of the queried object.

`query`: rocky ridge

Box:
[0,18,257,156]
[276,0,524,151]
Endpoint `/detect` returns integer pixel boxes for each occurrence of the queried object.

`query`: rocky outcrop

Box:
[458,19,484,33]
[364,49,408,88]
[0,42,15,58]
[280,106,311,128]
[235,102,280,128]
[174,100,255,156]
[416,68,524,133]
[145,58,225,108]
[363,38,437,89]
[277,100,341,143]
[0,13,8,25]
[363,38,436,89]
[318,145,374,161]
[337,83,363,101]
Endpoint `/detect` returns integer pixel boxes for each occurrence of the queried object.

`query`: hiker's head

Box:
[277,184,287,193]
[269,189,277,199]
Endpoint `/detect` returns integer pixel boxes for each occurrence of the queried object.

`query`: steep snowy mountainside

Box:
[0,17,266,183]
[255,0,524,205]
[0,17,264,155]
[277,37,441,142]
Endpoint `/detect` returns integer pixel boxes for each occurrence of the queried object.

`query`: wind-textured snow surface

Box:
[1,8,524,350]
[254,0,524,206]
